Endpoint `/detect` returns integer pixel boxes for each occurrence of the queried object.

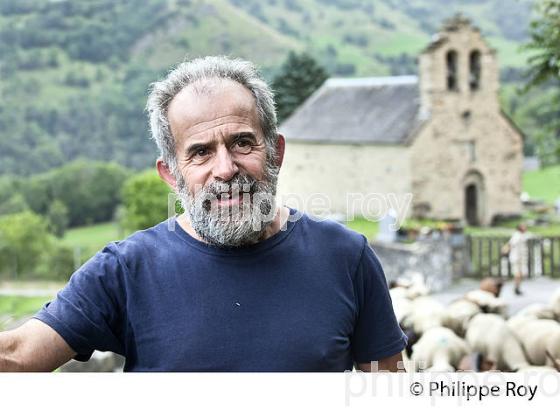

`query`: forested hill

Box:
[0,0,535,176]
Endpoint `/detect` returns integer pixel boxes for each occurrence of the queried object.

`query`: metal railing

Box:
[466,235,560,278]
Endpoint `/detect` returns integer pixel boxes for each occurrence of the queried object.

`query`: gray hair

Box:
[146,56,278,176]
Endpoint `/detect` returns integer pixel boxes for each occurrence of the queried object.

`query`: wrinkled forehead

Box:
[167,78,260,139]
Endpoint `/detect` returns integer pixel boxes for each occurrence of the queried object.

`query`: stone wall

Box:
[372,236,467,292]
[277,17,523,226]
[413,17,523,225]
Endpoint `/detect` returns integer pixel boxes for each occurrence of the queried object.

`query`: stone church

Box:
[277,15,524,226]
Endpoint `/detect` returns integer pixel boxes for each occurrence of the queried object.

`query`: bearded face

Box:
[164,78,283,247]
[175,160,279,247]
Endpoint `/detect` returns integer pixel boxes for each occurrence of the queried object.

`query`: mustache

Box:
[201,173,259,197]
[194,173,271,214]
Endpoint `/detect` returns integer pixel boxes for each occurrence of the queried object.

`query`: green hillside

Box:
[523,165,560,204]
[0,0,537,176]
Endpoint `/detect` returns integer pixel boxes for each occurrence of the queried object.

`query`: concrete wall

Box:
[277,141,412,221]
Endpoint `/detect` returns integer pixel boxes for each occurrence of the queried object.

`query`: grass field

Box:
[523,165,560,204]
[0,295,52,330]
[0,296,50,317]
[346,218,380,240]
[465,222,560,237]
[0,280,66,291]
[60,222,128,259]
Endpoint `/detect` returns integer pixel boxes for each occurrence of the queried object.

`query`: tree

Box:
[271,52,329,123]
[22,160,130,226]
[523,0,560,165]
[0,176,27,216]
[0,193,29,216]
[46,199,69,238]
[0,212,53,278]
[36,243,76,281]
[121,170,174,231]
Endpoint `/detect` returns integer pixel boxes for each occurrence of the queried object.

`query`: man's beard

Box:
[175,161,280,247]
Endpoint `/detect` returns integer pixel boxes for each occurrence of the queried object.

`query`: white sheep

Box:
[441,298,482,337]
[507,313,535,331]
[391,294,412,325]
[508,318,560,369]
[515,303,556,320]
[464,289,507,316]
[401,296,445,336]
[405,282,430,299]
[398,297,446,360]
[389,273,429,300]
[389,287,409,301]
[465,313,530,371]
[411,326,470,372]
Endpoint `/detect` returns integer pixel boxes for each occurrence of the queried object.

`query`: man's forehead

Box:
[168,78,258,132]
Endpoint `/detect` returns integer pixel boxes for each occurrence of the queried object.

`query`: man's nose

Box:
[212,145,239,181]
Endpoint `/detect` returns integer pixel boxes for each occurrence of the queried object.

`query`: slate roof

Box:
[279,76,428,145]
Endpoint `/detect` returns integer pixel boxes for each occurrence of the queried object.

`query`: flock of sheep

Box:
[390,276,560,372]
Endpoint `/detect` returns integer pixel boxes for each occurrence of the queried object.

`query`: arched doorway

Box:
[463,171,485,226]
[465,184,478,225]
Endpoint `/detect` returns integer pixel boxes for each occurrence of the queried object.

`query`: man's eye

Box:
[195,148,208,157]
[234,139,252,153]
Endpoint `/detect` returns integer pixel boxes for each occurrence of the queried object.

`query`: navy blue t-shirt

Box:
[34,209,407,371]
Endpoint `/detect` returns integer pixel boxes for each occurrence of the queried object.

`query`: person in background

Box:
[504,223,532,296]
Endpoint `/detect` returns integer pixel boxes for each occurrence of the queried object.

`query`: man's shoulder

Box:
[296,212,367,259]
[299,213,365,241]
[109,218,177,260]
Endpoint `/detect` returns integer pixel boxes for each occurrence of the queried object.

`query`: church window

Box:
[468,141,476,163]
[446,50,458,91]
[469,50,481,91]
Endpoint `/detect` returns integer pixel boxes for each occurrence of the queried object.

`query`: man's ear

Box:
[275,133,286,169]
[156,158,178,191]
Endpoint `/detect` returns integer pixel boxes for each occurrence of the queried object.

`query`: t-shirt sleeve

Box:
[350,237,408,364]
[33,242,127,362]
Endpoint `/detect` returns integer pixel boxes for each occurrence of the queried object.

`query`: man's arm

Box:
[356,352,405,372]
[0,319,76,372]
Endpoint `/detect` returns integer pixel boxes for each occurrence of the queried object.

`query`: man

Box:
[505,223,533,296]
[0,56,406,372]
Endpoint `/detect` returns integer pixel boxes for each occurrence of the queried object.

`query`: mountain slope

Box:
[0,0,536,176]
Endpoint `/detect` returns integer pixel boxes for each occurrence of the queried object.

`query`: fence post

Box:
[528,239,534,278]
[552,238,557,278]
[476,237,482,277]
[539,239,545,276]
[498,238,504,277]
[489,237,494,277]
[465,235,472,276]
